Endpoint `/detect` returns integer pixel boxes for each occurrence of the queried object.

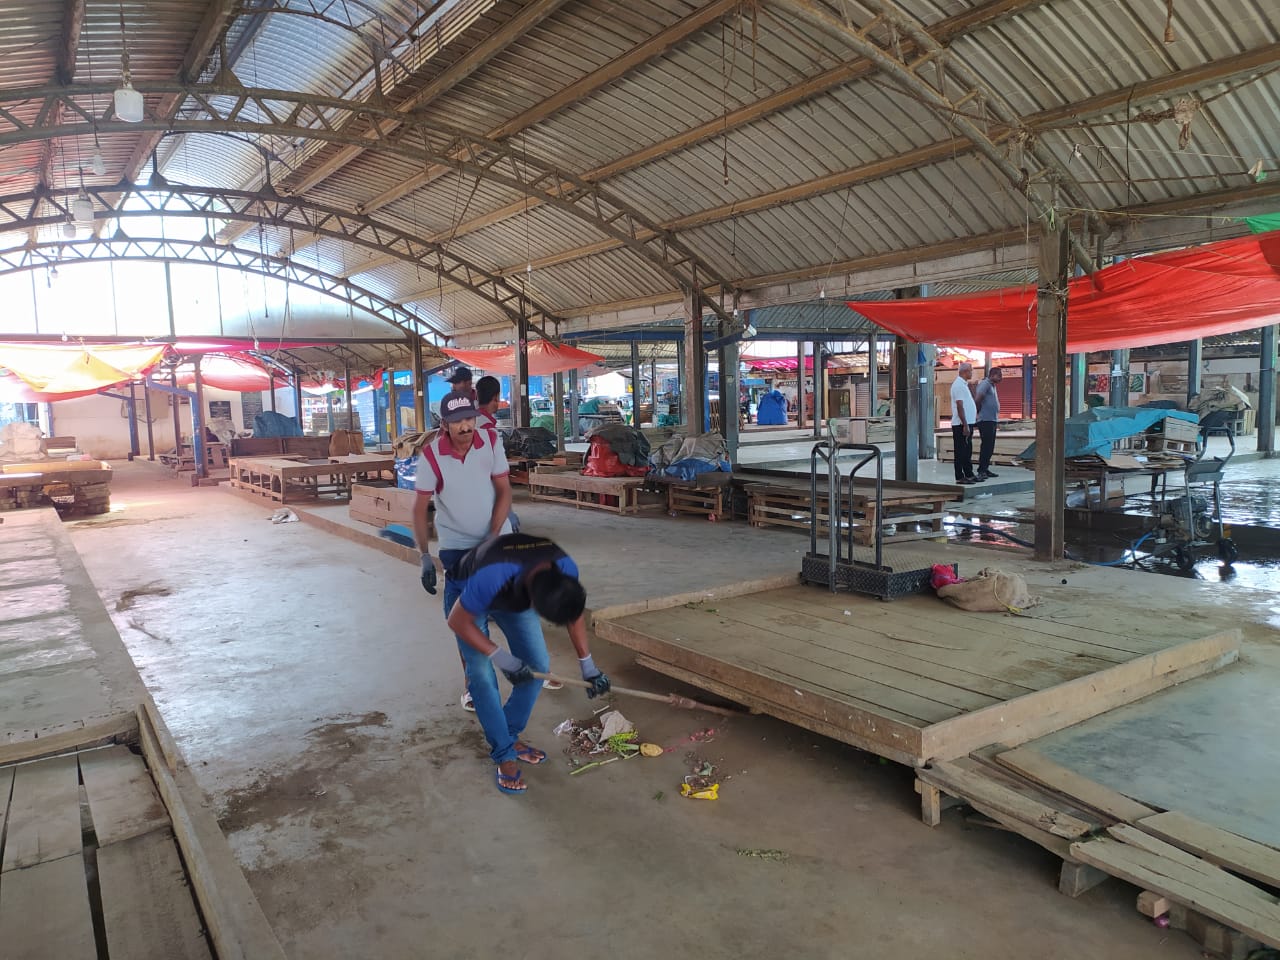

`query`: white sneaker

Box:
[542,678,564,691]
[461,691,475,712]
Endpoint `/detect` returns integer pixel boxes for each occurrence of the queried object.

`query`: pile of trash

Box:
[554,710,663,775]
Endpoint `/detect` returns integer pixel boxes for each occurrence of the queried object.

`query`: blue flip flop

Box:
[495,767,527,795]
[514,743,547,765]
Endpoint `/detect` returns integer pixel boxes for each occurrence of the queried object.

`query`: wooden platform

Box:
[744,478,952,545]
[593,578,1239,767]
[0,461,113,515]
[228,454,395,503]
[528,470,663,515]
[937,429,1033,466]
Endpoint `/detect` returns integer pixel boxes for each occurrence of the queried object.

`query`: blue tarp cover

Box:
[1018,407,1198,460]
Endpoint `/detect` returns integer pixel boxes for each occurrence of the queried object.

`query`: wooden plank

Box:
[919,630,1240,761]
[1109,825,1279,902]
[0,765,13,842]
[590,573,799,622]
[917,760,1092,839]
[1137,890,1172,917]
[0,712,138,767]
[1136,811,1280,889]
[98,829,213,960]
[0,853,97,960]
[137,703,287,960]
[1070,836,1280,948]
[728,593,1080,697]
[633,655,921,767]
[79,744,170,846]
[625,605,951,723]
[2,753,82,871]
[642,603,1000,715]
[994,746,1157,823]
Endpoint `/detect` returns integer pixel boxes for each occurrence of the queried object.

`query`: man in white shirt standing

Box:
[412,390,512,710]
[949,362,981,485]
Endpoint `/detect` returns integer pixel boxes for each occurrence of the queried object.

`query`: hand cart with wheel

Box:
[1146,411,1238,571]
[799,440,945,600]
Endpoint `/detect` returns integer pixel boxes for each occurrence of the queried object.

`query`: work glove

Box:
[579,655,611,699]
[419,553,438,595]
[490,647,535,686]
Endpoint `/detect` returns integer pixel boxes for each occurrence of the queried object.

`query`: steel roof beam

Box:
[0,235,431,342]
[282,0,573,199]
[0,81,738,326]
[425,0,1047,246]
[355,0,742,215]
[467,39,1280,280]
[0,181,536,331]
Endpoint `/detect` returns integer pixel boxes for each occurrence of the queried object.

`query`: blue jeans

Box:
[441,551,548,765]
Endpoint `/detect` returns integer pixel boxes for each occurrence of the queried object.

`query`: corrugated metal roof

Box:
[0,0,1275,345]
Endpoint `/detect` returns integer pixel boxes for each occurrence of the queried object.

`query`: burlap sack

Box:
[937,567,1039,613]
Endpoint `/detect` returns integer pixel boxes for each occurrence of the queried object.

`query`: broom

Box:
[533,672,742,717]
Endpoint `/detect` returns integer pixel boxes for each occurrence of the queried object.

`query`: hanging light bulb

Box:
[114,6,144,123]
[61,215,77,239]
[72,183,94,224]
[91,148,107,177]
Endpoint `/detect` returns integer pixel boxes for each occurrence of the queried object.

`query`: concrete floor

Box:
[63,460,1280,960]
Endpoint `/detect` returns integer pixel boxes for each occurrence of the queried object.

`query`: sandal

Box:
[495,766,527,794]
[514,743,547,765]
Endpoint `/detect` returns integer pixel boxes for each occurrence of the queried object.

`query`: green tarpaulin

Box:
[1243,213,1280,234]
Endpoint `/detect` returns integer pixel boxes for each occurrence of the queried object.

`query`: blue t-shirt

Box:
[456,534,579,615]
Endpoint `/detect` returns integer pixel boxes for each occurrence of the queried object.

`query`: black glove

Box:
[579,655,611,699]
[490,648,535,686]
[419,554,437,595]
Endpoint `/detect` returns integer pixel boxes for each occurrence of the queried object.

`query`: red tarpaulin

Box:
[740,354,814,372]
[443,341,604,376]
[850,232,1280,353]
[173,353,289,392]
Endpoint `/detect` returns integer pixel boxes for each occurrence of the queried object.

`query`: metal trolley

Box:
[1147,411,1239,571]
[800,440,943,600]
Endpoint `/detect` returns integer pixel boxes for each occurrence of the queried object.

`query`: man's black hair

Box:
[477,375,501,406]
[530,567,587,625]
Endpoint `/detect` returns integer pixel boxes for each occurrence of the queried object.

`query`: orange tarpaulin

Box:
[173,353,288,392]
[0,343,167,399]
[443,341,604,376]
[849,232,1280,353]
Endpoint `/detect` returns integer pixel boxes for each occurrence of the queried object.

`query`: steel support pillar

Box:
[170,371,183,457]
[1069,354,1086,415]
[568,369,580,440]
[630,341,642,426]
[143,383,155,460]
[795,342,806,429]
[343,363,353,435]
[1109,349,1129,407]
[126,383,140,460]
[1021,354,1034,417]
[1187,338,1203,406]
[893,336,919,482]
[513,317,531,428]
[193,358,208,479]
[675,339,686,426]
[412,336,426,431]
[812,342,825,438]
[919,344,937,458]
[1034,223,1070,561]
[553,371,566,451]
[683,287,705,433]
[722,331,740,463]
[867,333,880,417]
[292,368,304,427]
[1259,324,1277,455]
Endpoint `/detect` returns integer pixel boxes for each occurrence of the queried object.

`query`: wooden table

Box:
[528,470,662,515]
[229,454,395,503]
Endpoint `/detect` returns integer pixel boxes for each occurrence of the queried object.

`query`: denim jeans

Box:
[440,550,548,765]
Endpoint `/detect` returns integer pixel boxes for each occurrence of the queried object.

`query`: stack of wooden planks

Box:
[744,478,952,545]
[936,429,1034,467]
[916,746,1280,957]
[0,461,113,516]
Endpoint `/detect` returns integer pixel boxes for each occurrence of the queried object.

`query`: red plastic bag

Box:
[930,564,963,590]
[582,437,648,478]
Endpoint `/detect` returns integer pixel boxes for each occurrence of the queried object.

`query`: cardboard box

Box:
[350,482,417,528]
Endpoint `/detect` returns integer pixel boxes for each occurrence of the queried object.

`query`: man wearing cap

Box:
[446,364,476,402]
[412,389,512,711]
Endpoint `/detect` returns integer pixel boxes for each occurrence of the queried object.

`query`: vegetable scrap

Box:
[736,848,788,862]
[680,782,719,800]
[555,710,648,774]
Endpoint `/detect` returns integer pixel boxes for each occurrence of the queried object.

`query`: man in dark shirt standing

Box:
[446,534,611,795]
[974,366,1004,481]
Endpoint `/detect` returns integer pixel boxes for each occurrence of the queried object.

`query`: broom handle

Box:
[532,672,740,717]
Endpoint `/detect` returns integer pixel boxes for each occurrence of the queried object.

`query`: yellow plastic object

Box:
[639,743,663,758]
[680,782,719,800]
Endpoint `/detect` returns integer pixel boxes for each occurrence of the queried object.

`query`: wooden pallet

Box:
[666,482,729,518]
[594,578,1240,768]
[0,463,113,515]
[744,481,951,545]
[937,429,1034,466]
[528,471,663,515]
[1146,437,1197,454]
